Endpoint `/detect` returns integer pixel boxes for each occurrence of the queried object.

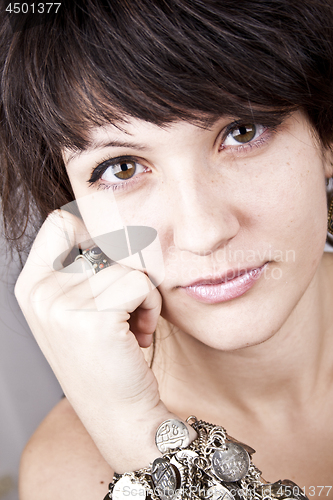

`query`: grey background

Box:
[0,248,62,500]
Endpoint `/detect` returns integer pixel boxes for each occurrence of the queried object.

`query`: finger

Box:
[128,307,158,348]
[129,287,161,347]
[23,209,91,274]
[134,332,154,348]
[93,269,161,313]
[87,263,132,298]
[15,209,92,301]
[92,269,161,346]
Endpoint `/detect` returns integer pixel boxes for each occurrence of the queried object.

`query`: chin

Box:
[160,285,299,353]
[191,326,278,352]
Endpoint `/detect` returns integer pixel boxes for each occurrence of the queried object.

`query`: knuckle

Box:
[29,278,49,304]
[130,269,149,286]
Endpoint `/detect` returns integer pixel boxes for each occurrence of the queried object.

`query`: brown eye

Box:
[89,157,147,187]
[231,124,256,143]
[112,160,136,180]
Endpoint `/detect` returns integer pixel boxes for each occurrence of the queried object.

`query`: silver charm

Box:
[112,476,146,500]
[151,458,181,500]
[211,442,250,482]
[169,451,199,499]
[155,419,190,453]
[174,450,198,463]
[170,451,196,477]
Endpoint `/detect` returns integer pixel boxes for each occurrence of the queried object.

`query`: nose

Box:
[167,175,240,256]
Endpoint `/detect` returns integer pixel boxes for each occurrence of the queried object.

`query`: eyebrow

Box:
[67,139,149,164]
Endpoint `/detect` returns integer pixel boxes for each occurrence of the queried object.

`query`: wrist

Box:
[96,401,197,473]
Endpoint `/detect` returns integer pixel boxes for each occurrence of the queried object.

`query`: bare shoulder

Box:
[19,397,113,500]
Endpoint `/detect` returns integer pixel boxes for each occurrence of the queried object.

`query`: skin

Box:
[19,111,333,499]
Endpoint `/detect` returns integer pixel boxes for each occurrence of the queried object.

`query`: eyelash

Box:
[220,123,271,152]
[88,156,150,192]
[87,122,274,192]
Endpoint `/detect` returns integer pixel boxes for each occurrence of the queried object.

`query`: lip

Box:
[180,263,268,304]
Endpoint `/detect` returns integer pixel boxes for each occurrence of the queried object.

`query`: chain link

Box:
[105,417,308,500]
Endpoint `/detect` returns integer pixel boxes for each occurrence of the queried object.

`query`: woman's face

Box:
[63,111,332,350]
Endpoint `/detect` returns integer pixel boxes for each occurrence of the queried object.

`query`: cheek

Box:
[228,137,328,255]
[259,155,327,259]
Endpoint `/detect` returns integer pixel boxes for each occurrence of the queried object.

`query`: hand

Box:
[15,209,192,472]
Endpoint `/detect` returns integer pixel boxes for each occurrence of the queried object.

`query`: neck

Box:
[153,253,333,425]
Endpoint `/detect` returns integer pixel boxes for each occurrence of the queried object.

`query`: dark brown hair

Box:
[1,0,333,252]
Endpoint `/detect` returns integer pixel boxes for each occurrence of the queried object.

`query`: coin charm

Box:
[155,419,190,453]
[152,458,181,500]
[211,442,250,482]
[207,485,235,500]
[112,476,146,500]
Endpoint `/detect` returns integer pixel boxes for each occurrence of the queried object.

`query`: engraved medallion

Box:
[155,419,190,453]
[152,458,181,500]
[211,442,250,482]
[207,485,236,500]
[112,476,146,500]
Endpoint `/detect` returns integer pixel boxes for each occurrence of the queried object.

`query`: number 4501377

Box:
[6,3,61,14]
[277,485,333,497]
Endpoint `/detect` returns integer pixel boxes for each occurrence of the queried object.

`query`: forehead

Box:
[63,116,220,164]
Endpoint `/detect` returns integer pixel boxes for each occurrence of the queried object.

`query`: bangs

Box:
[5,0,324,152]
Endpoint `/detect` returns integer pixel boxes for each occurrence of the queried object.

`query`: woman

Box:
[1,0,333,499]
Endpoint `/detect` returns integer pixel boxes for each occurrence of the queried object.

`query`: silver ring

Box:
[75,246,113,274]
